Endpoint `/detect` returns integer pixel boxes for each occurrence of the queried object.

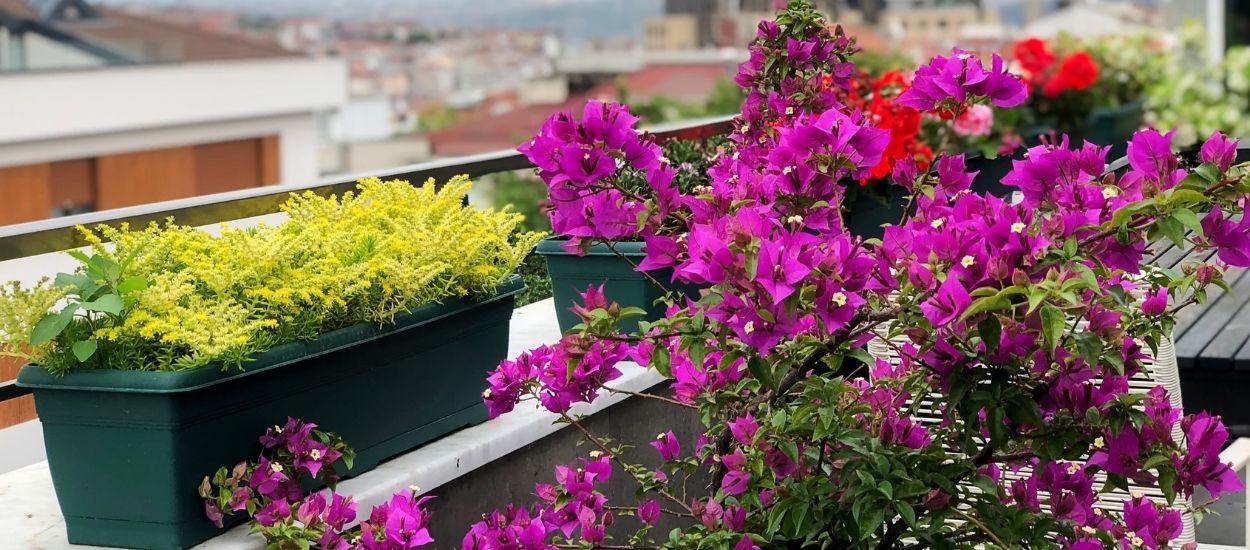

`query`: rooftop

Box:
[0,0,298,71]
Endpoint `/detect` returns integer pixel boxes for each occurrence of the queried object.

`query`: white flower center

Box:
[1010,222,1026,234]
[1102,186,1119,199]
[930,219,944,229]
[831,292,848,307]
[743,320,756,334]
[960,255,975,268]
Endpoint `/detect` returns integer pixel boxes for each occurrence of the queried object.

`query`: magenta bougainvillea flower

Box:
[897,49,1028,111]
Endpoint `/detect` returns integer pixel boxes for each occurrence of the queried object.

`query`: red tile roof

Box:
[424,91,610,157]
[592,63,732,104]
[60,8,297,63]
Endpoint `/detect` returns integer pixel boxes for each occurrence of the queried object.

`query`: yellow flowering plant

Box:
[0,176,544,375]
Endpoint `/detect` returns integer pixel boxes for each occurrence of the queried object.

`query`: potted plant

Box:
[186,3,1250,550]
[5,176,542,549]
[466,3,1247,548]
[523,122,724,334]
[1010,35,1156,158]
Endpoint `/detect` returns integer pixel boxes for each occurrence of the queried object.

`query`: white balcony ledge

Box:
[0,298,665,549]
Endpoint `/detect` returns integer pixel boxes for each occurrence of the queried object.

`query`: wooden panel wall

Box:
[260,135,281,185]
[194,139,261,195]
[0,355,35,427]
[49,158,95,211]
[95,145,197,210]
[0,163,52,225]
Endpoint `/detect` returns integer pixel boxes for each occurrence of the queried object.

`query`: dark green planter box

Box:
[1084,100,1144,159]
[967,151,1021,199]
[17,276,523,550]
[536,239,701,334]
[844,185,907,239]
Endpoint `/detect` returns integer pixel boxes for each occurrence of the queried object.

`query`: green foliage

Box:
[4,177,544,375]
[1146,22,1250,146]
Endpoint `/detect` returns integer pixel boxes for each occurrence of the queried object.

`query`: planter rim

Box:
[535,237,645,257]
[17,275,524,394]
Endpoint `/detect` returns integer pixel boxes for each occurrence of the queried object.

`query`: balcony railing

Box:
[0,114,735,405]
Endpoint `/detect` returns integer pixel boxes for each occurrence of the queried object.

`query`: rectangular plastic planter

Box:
[536,238,701,334]
[16,276,523,550]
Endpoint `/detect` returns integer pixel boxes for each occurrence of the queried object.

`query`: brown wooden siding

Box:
[194,139,262,195]
[49,158,96,212]
[0,163,52,225]
[96,145,198,210]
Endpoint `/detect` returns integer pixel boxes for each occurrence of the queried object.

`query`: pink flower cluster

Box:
[201,418,435,550]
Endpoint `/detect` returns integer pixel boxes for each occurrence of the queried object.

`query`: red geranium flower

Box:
[846,70,933,182]
[1042,51,1098,97]
[1013,37,1055,82]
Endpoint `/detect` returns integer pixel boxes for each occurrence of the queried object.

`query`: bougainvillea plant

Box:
[201,418,437,550]
[479,1,1247,548]
[207,1,1247,548]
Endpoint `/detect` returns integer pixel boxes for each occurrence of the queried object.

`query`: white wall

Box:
[21,33,105,71]
[0,57,346,145]
[325,96,394,143]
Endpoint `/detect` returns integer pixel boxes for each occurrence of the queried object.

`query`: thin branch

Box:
[604,241,671,294]
[948,507,1007,549]
[602,385,697,409]
[562,414,693,514]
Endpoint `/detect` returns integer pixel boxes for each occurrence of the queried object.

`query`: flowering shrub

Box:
[476,1,1248,549]
[200,418,436,550]
[0,177,544,374]
[1009,34,1157,141]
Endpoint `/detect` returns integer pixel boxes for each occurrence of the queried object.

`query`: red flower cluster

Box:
[847,70,933,183]
[1011,37,1099,98]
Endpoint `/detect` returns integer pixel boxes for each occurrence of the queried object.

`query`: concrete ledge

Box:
[0,298,666,549]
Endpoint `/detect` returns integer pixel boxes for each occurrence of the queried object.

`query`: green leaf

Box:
[1157,215,1185,247]
[1005,395,1043,426]
[1040,304,1064,350]
[71,339,98,362]
[898,503,917,528]
[856,505,885,541]
[877,480,893,500]
[1171,207,1204,236]
[54,272,93,290]
[116,276,149,295]
[847,346,876,368]
[747,355,775,389]
[29,306,78,345]
[1196,162,1221,183]
[80,293,124,315]
[978,316,1001,355]
[1167,188,1211,207]
[972,474,999,497]
[1176,173,1209,191]
[1158,468,1177,505]
[960,294,1010,321]
[617,306,647,319]
[650,345,672,378]
[1075,332,1104,365]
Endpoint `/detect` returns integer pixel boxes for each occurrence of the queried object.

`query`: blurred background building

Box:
[0,0,1236,231]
